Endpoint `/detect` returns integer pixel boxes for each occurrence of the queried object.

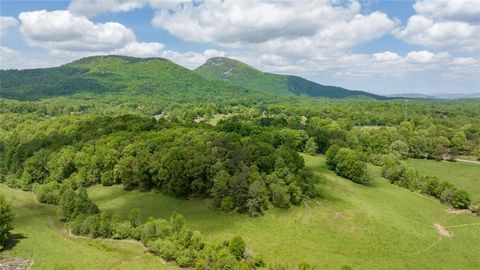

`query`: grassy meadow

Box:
[0,184,176,270]
[406,159,480,202]
[87,155,480,270]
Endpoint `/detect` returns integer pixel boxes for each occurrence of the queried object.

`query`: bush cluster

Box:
[325,145,370,185]
[382,159,471,209]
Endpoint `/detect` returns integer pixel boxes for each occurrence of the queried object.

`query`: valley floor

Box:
[1,155,479,269]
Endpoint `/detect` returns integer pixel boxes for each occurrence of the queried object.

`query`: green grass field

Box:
[87,155,480,270]
[0,184,176,270]
[406,159,480,202]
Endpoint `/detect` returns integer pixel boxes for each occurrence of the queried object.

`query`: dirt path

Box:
[0,258,32,270]
[446,222,480,228]
[455,159,480,164]
[434,223,452,237]
[414,237,443,255]
[446,209,474,215]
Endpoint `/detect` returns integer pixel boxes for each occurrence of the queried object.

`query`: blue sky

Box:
[1,0,479,95]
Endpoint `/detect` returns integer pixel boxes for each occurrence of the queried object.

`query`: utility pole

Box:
[404,99,408,121]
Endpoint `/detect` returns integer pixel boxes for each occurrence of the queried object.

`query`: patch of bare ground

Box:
[434,223,452,237]
[333,212,344,219]
[0,258,32,270]
[446,208,474,215]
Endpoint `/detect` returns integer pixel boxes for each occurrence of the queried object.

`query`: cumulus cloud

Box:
[113,41,165,57]
[19,10,136,52]
[0,46,66,69]
[16,9,170,62]
[395,0,480,51]
[413,0,480,22]
[373,51,401,62]
[151,0,395,56]
[451,57,477,66]
[395,15,480,51]
[160,49,226,68]
[0,16,18,36]
[69,0,189,16]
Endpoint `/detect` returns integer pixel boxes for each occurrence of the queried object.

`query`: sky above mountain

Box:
[0,0,479,95]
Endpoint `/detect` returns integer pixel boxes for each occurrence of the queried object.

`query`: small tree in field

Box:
[0,194,14,249]
[451,190,471,209]
[304,137,318,155]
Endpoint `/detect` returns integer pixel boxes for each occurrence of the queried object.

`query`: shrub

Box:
[220,196,235,211]
[298,262,317,270]
[59,187,99,221]
[33,182,61,204]
[270,184,290,208]
[325,144,340,169]
[0,194,14,249]
[112,221,133,239]
[333,148,370,184]
[175,248,197,267]
[148,239,176,261]
[228,236,246,259]
[451,190,471,209]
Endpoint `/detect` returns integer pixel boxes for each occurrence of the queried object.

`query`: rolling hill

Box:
[195,57,386,99]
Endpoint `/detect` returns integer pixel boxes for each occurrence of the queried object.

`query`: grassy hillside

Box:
[406,159,480,202]
[195,57,386,100]
[0,184,176,270]
[88,155,480,270]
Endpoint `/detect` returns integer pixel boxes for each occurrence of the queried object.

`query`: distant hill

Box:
[0,55,246,101]
[391,92,480,100]
[195,57,386,100]
[389,93,436,99]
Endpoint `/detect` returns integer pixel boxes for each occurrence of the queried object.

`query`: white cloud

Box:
[113,41,164,57]
[151,0,395,56]
[395,15,480,51]
[406,50,435,63]
[406,50,450,64]
[413,0,480,21]
[69,0,145,16]
[451,57,477,66]
[12,8,226,70]
[19,10,136,52]
[0,46,65,69]
[373,51,401,62]
[69,0,189,16]
[0,16,18,36]
[203,49,225,58]
[395,0,480,52]
[16,9,170,63]
[160,49,226,68]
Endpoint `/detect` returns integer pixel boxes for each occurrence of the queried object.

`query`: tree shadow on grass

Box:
[1,233,27,251]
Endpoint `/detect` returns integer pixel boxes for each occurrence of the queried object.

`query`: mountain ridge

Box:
[0,55,249,101]
[1,55,386,101]
[195,57,387,100]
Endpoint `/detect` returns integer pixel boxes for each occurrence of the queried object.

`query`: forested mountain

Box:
[195,57,386,99]
[1,55,386,102]
[0,55,248,101]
